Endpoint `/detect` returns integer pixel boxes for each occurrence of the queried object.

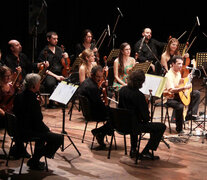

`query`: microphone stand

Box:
[31,0,47,63]
[107,15,120,49]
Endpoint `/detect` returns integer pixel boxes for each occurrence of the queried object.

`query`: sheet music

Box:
[140,74,166,97]
[49,81,78,105]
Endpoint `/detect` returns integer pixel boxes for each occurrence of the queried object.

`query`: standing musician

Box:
[113,42,136,91]
[75,29,99,64]
[78,65,113,149]
[79,49,97,84]
[0,65,30,159]
[161,38,190,73]
[119,70,166,159]
[164,55,200,134]
[134,28,165,74]
[37,31,67,108]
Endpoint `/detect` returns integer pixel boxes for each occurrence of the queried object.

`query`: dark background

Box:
[0,0,206,64]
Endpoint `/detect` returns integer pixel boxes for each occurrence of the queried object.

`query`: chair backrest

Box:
[67,72,80,85]
[79,94,93,121]
[5,113,18,138]
[107,66,114,87]
[110,107,133,135]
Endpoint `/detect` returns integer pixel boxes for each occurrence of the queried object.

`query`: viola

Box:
[38,50,48,83]
[61,45,71,77]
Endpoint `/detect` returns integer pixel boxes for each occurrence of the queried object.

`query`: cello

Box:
[61,45,71,77]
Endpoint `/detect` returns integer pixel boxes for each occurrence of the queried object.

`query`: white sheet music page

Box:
[49,81,78,105]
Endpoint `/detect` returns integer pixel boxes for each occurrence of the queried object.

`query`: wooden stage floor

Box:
[0,78,207,180]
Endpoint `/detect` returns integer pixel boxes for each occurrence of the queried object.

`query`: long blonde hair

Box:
[79,49,93,78]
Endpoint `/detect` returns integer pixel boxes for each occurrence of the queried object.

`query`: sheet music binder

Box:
[140,74,167,98]
[196,52,207,69]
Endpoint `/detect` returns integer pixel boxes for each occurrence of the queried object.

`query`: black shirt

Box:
[78,78,107,120]
[118,86,150,124]
[4,53,33,79]
[134,38,165,64]
[37,45,63,75]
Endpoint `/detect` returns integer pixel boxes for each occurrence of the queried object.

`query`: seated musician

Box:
[79,49,97,84]
[13,73,63,170]
[0,65,31,159]
[164,55,200,133]
[113,42,136,91]
[78,65,113,149]
[37,31,67,108]
[119,70,166,159]
[161,37,190,73]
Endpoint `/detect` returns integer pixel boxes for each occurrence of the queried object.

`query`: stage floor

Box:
[0,78,207,180]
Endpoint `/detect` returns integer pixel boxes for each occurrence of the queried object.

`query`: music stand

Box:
[107,49,120,64]
[196,52,207,69]
[130,62,151,74]
[49,81,81,155]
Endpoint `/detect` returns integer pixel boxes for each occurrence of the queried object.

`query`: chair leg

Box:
[124,135,127,155]
[135,134,142,164]
[45,156,48,171]
[19,142,29,174]
[166,108,172,133]
[6,139,14,166]
[113,133,117,150]
[91,122,99,149]
[107,133,114,159]
[82,121,88,143]
[2,128,7,156]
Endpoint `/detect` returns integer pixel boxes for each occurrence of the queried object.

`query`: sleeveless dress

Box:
[113,64,133,91]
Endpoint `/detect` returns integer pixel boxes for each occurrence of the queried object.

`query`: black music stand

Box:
[49,82,81,155]
[107,49,120,66]
[130,62,151,74]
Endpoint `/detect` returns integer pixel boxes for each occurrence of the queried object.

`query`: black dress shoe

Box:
[95,132,106,146]
[27,158,45,170]
[141,151,160,160]
[130,149,138,158]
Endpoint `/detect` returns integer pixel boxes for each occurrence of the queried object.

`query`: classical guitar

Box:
[179,67,195,106]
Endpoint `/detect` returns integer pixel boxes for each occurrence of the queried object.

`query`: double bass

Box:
[61,45,71,77]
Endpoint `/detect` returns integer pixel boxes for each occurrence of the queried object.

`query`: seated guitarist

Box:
[164,55,200,133]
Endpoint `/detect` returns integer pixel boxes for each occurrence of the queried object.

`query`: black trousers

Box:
[44,75,58,94]
[131,122,166,151]
[24,131,63,161]
[166,90,200,132]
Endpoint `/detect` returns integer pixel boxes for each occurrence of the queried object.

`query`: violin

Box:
[98,56,108,106]
[61,45,71,77]
[38,50,48,83]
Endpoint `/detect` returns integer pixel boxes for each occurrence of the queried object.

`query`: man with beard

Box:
[134,28,165,75]
[37,31,68,108]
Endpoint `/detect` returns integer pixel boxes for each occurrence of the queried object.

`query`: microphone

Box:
[196,16,200,26]
[138,36,145,53]
[43,0,47,8]
[107,24,111,36]
[117,7,123,17]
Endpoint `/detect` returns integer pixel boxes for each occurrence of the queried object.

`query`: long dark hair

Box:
[118,42,130,75]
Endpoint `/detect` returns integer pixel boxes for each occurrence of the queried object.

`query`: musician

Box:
[75,29,99,64]
[4,40,41,80]
[0,65,30,159]
[119,69,166,159]
[113,42,136,91]
[79,49,97,84]
[134,28,165,74]
[161,38,190,72]
[165,55,200,133]
[78,65,113,149]
[13,73,63,170]
[37,31,67,108]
